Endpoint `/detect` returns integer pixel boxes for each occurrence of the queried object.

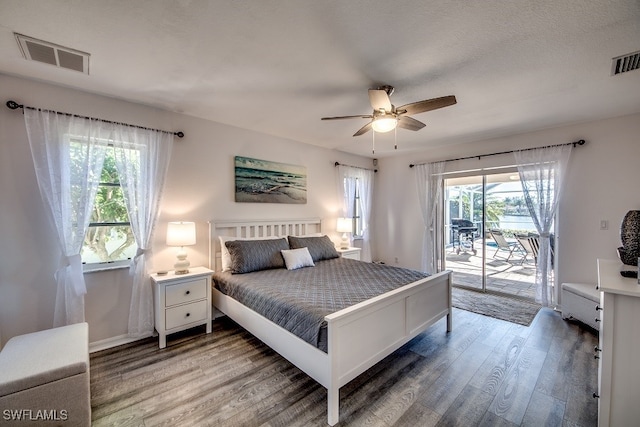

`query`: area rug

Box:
[452,287,541,326]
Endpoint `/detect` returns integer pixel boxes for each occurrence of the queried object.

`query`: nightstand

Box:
[151,266,213,348]
[336,247,362,261]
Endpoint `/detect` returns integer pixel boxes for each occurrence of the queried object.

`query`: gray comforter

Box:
[212,257,428,352]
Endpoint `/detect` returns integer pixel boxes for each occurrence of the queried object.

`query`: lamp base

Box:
[174,247,190,275]
[340,233,349,250]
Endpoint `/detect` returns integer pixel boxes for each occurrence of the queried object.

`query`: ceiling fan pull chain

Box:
[372,130,375,154]
[394,126,398,150]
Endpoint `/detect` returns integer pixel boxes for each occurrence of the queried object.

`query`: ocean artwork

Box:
[235,156,307,204]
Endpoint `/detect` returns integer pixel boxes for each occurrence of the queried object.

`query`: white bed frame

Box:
[208,218,452,426]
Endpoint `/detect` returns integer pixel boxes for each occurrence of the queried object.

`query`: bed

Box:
[208,218,452,426]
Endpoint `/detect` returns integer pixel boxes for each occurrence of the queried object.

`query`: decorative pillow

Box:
[281,247,315,270]
[225,238,289,274]
[288,235,339,262]
[220,235,280,271]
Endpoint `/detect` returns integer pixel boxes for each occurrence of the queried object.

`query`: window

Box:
[344,177,364,237]
[73,142,137,269]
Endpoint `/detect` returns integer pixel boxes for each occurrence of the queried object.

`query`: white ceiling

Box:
[1,0,639,157]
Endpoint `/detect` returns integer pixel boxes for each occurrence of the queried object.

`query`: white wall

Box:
[0,73,370,346]
[373,112,640,291]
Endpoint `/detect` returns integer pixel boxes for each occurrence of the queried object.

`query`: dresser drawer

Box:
[165,277,207,306]
[165,300,208,330]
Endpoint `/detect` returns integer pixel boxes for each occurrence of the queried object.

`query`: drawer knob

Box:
[594,346,601,352]
[594,354,600,360]
[593,392,600,399]
[595,318,601,323]
[186,312,190,317]
[186,290,191,295]
[595,305,603,311]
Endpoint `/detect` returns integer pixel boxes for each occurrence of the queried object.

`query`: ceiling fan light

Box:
[371,116,397,133]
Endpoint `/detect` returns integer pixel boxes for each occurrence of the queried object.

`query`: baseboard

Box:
[89,332,153,353]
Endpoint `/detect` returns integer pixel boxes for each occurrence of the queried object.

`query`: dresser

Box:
[596,259,640,426]
[151,266,213,348]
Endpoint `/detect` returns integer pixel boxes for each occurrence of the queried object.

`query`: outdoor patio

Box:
[445,238,539,301]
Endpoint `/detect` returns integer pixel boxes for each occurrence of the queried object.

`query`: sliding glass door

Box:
[444,171,541,301]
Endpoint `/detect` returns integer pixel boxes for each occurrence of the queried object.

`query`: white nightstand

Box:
[336,247,362,261]
[151,266,213,348]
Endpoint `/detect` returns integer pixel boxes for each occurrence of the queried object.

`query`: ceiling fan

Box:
[321,85,457,137]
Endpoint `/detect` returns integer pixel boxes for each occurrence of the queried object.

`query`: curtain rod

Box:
[6,100,184,138]
[409,139,585,168]
[334,161,377,173]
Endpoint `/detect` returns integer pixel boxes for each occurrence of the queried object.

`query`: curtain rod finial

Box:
[175,131,184,138]
[6,100,22,110]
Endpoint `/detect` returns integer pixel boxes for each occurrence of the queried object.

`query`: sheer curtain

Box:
[337,165,375,262]
[415,162,446,274]
[514,145,572,306]
[113,127,173,338]
[24,109,110,326]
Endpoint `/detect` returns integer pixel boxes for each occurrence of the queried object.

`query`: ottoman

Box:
[561,282,600,331]
[0,322,90,426]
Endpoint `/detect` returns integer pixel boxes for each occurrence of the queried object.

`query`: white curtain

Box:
[415,162,446,274]
[337,165,375,262]
[514,145,572,306]
[113,127,173,338]
[24,109,110,326]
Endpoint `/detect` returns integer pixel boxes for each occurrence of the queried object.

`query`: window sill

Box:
[83,261,130,274]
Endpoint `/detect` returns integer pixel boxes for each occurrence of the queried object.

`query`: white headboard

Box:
[208,218,322,271]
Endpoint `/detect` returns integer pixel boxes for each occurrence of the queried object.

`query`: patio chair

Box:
[488,229,520,261]
[516,234,540,265]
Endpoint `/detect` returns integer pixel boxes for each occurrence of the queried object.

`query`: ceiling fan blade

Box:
[321,114,373,120]
[368,89,392,111]
[353,121,373,137]
[397,116,426,131]
[397,95,457,116]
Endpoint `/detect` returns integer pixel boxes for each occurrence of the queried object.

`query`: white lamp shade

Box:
[336,217,353,233]
[371,116,397,133]
[166,221,196,246]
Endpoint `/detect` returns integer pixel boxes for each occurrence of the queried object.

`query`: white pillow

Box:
[219,235,282,271]
[281,247,315,270]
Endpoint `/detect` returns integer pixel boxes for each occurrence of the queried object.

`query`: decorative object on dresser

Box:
[617,210,640,266]
[166,221,196,274]
[595,259,640,426]
[336,217,352,249]
[151,267,212,349]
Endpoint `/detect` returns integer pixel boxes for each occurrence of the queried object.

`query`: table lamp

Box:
[336,217,353,250]
[166,221,196,274]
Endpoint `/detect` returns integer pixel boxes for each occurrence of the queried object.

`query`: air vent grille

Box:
[15,33,89,74]
[612,50,640,76]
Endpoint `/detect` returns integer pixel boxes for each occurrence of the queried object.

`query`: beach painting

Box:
[235,156,307,204]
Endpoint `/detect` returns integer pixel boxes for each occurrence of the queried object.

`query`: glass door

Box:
[444,171,540,300]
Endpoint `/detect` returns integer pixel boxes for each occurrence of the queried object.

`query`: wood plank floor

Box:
[90,308,598,426]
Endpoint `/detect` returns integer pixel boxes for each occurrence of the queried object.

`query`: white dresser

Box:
[151,266,213,348]
[596,259,640,426]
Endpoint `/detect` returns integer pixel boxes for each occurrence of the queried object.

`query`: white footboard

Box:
[325,269,451,425]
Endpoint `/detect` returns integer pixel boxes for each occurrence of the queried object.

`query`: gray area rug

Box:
[452,286,541,326]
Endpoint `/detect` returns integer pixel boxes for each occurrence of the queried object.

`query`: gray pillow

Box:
[288,235,339,262]
[225,238,289,274]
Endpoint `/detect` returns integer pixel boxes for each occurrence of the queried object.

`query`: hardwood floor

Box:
[90,308,598,426]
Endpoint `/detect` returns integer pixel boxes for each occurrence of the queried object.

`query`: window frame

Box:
[70,138,137,272]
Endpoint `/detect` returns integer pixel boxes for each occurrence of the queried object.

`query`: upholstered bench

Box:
[561,282,600,331]
[0,322,90,426]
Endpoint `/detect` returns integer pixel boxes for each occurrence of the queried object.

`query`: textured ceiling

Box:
[0,0,639,157]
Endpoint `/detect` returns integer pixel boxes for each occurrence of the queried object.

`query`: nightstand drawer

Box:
[165,278,207,306]
[165,300,208,330]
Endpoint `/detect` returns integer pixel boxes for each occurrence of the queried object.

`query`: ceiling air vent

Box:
[611,50,640,76]
[15,33,89,74]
